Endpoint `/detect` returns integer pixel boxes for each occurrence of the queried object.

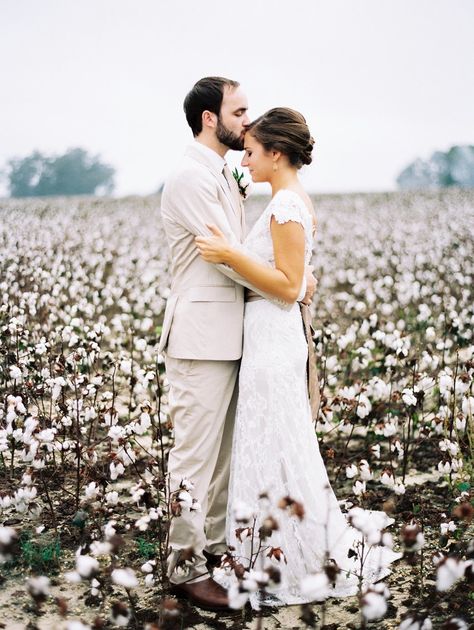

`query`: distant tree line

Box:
[4,147,115,197]
[397,145,474,190]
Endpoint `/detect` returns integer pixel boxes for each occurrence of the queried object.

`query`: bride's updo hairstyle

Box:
[246,107,314,169]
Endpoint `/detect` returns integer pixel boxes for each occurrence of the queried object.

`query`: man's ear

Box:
[202,110,217,129]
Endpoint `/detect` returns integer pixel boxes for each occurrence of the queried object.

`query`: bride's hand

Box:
[195,224,231,263]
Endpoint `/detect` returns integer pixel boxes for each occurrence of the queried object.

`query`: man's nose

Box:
[242,114,250,126]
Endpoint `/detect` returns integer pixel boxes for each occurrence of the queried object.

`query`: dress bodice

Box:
[244,189,314,266]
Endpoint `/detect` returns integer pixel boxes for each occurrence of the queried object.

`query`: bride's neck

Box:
[270,169,299,196]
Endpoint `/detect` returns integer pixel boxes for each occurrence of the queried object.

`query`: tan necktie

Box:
[222,163,234,190]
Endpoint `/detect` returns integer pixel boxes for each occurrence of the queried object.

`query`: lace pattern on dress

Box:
[214,189,401,608]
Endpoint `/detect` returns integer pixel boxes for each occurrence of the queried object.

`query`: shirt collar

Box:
[192,140,227,172]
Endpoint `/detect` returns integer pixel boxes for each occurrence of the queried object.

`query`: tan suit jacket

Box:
[159,143,287,360]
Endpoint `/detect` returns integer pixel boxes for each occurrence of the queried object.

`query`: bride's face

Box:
[241,133,274,183]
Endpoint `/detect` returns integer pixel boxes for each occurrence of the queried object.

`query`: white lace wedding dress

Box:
[216,189,401,608]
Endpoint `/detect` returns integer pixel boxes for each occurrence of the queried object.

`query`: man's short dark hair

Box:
[183,76,240,137]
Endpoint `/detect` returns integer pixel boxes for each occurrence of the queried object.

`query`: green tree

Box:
[5,148,115,197]
[397,145,474,190]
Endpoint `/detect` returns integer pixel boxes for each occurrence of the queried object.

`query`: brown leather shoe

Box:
[170,577,230,611]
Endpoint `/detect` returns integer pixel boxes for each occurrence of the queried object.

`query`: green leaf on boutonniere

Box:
[232,168,249,200]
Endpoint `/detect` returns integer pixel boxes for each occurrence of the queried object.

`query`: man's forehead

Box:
[223,85,248,110]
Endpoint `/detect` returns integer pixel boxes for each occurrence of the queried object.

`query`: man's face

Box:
[216,85,250,151]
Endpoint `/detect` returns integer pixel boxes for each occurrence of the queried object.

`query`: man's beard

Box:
[216,117,244,151]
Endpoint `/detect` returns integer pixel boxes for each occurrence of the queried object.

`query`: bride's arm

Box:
[195,219,305,304]
[163,172,302,306]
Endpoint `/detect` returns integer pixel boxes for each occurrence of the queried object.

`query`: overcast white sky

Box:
[1,0,473,196]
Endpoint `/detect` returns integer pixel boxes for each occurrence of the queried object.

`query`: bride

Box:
[195,107,401,608]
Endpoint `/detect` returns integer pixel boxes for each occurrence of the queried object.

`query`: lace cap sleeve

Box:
[269,190,306,226]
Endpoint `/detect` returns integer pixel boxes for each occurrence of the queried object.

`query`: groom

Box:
[159,76,315,610]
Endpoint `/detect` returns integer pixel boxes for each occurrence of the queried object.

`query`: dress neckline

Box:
[272,188,301,199]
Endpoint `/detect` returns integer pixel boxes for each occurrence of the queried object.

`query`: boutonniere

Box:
[232,168,249,200]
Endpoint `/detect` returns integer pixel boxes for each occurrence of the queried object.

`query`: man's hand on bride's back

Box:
[301,265,318,305]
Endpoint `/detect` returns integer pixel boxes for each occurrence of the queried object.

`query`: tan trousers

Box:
[164,356,239,584]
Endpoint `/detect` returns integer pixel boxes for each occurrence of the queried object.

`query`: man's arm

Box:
[196,220,317,304]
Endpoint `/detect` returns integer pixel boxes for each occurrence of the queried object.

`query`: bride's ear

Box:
[272,150,282,165]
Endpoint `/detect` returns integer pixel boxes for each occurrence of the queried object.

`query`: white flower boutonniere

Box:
[232,168,249,200]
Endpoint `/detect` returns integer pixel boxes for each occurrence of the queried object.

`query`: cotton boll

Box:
[135,338,147,352]
[300,572,331,601]
[440,521,456,536]
[27,575,50,598]
[356,395,372,419]
[425,327,436,341]
[380,471,395,487]
[359,459,373,481]
[438,461,451,474]
[361,587,388,620]
[393,482,406,495]
[89,541,112,557]
[85,482,100,500]
[111,568,138,589]
[345,464,358,479]
[353,480,366,496]
[399,616,432,630]
[120,359,132,375]
[110,461,125,480]
[106,491,119,505]
[141,561,154,573]
[402,388,417,406]
[462,396,474,417]
[436,557,465,591]
[228,582,249,609]
[110,601,132,627]
[76,554,99,578]
[348,507,380,537]
[9,365,22,380]
[233,500,255,524]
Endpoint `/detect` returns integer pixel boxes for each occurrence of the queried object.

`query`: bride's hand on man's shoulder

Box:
[195,224,230,263]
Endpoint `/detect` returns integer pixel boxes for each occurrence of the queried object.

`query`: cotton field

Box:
[0,189,473,629]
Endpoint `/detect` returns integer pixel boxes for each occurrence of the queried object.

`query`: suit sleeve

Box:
[164,173,298,307]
